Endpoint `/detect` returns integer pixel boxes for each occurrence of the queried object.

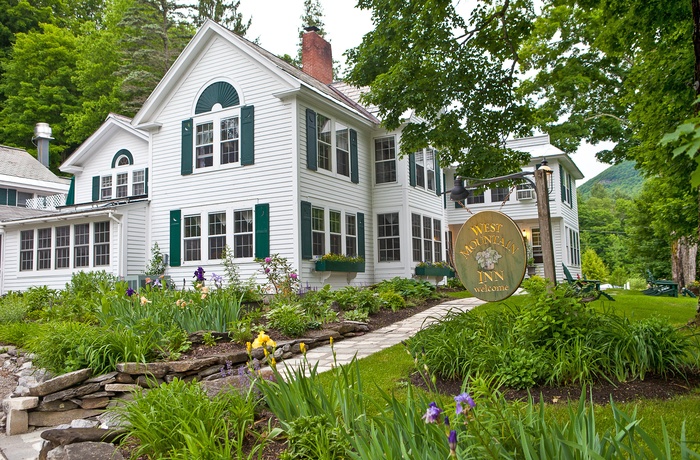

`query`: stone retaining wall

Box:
[2,322,369,437]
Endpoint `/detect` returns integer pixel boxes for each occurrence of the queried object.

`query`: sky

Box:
[237,0,614,185]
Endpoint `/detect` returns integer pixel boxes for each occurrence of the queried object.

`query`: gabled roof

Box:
[133,20,379,126]
[0,205,58,222]
[60,113,148,174]
[0,145,69,185]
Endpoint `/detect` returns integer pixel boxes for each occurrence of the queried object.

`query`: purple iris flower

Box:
[455,392,475,415]
[126,287,135,297]
[422,402,443,424]
[448,430,457,454]
[211,273,223,287]
[444,415,450,426]
[193,267,206,282]
[153,278,162,288]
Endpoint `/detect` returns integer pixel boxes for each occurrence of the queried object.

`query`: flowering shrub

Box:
[258,254,300,302]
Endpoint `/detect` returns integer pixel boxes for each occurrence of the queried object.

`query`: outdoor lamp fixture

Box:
[449,177,471,201]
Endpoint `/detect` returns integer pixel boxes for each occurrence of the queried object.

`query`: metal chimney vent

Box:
[33,123,53,169]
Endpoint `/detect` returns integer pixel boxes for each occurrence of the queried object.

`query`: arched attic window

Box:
[111,149,134,168]
[195,82,240,114]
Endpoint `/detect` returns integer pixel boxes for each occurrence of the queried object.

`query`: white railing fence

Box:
[25,194,67,210]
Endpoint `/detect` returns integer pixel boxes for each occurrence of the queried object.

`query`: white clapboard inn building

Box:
[0,21,583,294]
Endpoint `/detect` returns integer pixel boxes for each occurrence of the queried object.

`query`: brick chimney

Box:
[302,26,333,84]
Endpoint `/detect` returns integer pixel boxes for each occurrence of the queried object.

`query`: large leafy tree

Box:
[192,0,251,35]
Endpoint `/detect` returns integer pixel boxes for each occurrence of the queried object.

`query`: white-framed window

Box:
[194,109,241,170]
[531,228,543,264]
[37,228,52,270]
[317,113,332,171]
[132,170,145,196]
[516,183,534,200]
[415,151,425,188]
[411,213,443,263]
[375,137,397,184]
[467,190,485,204]
[312,206,325,257]
[411,213,422,262]
[491,187,510,203]
[74,224,90,268]
[336,122,350,177]
[55,225,70,269]
[116,172,129,198]
[208,212,226,260]
[20,230,33,271]
[413,148,436,191]
[346,214,357,257]
[116,155,130,166]
[17,191,33,206]
[233,209,253,258]
[433,219,442,263]
[100,176,112,200]
[377,212,400,262]
[329,210,342,254]
[561,167,573,206]
[93,221,110,266]
[184,215,202,262]
[567,227,581,266]
[423,216,432,263]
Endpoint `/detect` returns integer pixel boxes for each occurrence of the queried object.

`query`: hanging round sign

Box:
[454,211,526,302]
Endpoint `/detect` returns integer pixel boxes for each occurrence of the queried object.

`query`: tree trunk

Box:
[672,237,697,287]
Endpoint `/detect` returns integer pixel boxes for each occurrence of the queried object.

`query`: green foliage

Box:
[259,254,300,303]
[0,321,43,348]
[609,266,628,288]
[342,308,369,322]
[577,161,644,198]
[628,277,647,290]
[375,277,436,301]
[334,287,381,314]
[379,290,406,312]
[265,304,309,338]
[144,242,166,276]
[114,378,268,459]
[582,248,609,282]
[298,285,338,324]
[279,415,350,460]
[193,0,252,35]
[0,292,30,323]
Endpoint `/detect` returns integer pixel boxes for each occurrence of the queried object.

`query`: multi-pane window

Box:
[336,123,350,177]
[317,114,332,171]
[93,221,110,266]
[117,155,130,166]
[37,228,52,270]
[531,228,543,263]
[234,210,253,258]
[101,176,112,200]
[17,192,33,206]
[196,122,214,168]
[184,215,202,261]
[491,187,510,203]
[412,213,422,262]
[74,224,90,268]
[466,190,485,204]
[567,227,581,266]
[208,212,226,260]
[329,210,342,254]
[562,167,573,206]
[375,137,397,184]
[426,149,435,191]
[20,230,33,271]
[433,219,442,263]
[423,216,433,263]
[312,207,325,257]
[415,150,425,188]
[55,226,70,269]
[132,170,145,196]
[346,214,357,257]
[116,172,129,198]
[377,212,400,262]
[220,116,240,165]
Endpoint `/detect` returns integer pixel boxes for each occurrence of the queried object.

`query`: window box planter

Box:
[315,260,365,273]
[415,266,455,278]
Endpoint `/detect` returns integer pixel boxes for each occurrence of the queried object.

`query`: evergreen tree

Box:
[292,0,327,67]
[193,0,251,36]
[582,248,609,282]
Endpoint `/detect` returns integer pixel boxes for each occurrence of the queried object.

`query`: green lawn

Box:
[341,289,700,452]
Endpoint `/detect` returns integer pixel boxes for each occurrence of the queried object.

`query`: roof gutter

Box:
[0,209,121,227]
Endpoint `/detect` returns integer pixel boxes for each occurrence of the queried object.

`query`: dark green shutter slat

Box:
[358,212,365,260]
[255,203,270,259]
[409,153,416,186]
[0,188,7,205]
[301,201,312,260]
[443,173,447,208]
[195,81,240,114]
[350,129,359,183]
[7,189,16,206]
[92,176,100,201]
[181,119,193,175]
[559,164,566,202]
[435,154,441,196]
[241,105,254,165]
[169,210,181,267]
[144,168,149,195]
[306,109,317,171]
[66,177,75,205]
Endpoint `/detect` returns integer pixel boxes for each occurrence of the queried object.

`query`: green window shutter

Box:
[0,188,7,205]
[301,201,312,260]
[241,105,254,165]
[92,176,100,201]
[169,210,182,267]
[559,164,566,202]
[255,203,270,259]
[144,168,149,195]
[350,129,359,183]
[409,153,416,186]
[358,212,365,259]
[66,177,75,205]
[181,118,193,175]
[443,173,447,208]
[306,108,317,171]
[435,154,441,196]
[7,189,16,206]
[195,82,240,114]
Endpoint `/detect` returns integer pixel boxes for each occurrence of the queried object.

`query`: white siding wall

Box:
[297,101,375,288]
[125,203,148,275]
[147,36,297,286]
[73,131,149,205]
